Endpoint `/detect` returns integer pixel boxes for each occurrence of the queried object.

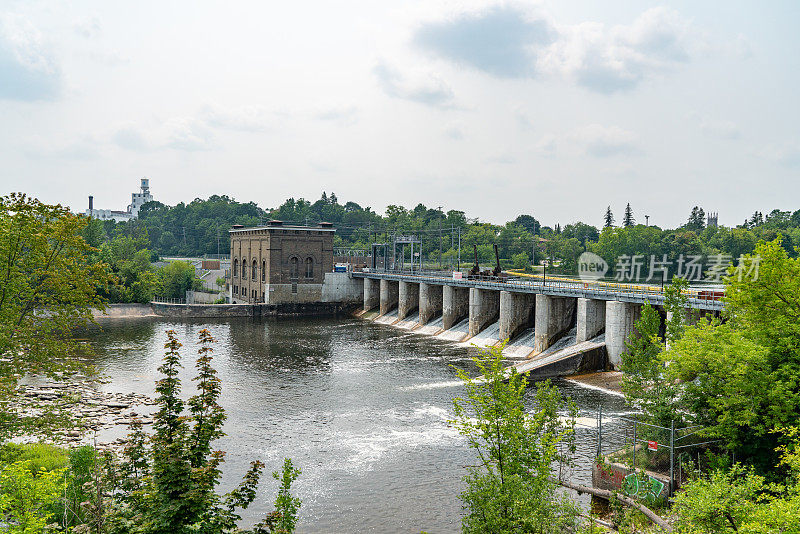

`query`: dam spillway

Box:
[354,270,722,371]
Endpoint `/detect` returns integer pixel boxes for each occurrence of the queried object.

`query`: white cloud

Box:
[538,124,640,158]
[539,7,697,94]
[757,141,800,168]
[415,6,698,94]
[113,117,214,152]
[414,6,555,78]
[444,125,464,140]
[0,14,61,101]
[201,105,275,132]
[699,118,740,140]
[313,106,358,125]
[74,16,101,39]
[373,61,454,107]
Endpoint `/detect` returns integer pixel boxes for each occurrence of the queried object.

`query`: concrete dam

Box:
[354,271,722,379]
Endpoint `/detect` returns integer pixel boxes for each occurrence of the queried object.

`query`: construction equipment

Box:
[469,244,481,277]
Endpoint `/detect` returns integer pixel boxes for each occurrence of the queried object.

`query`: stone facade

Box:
[229,220,334,304]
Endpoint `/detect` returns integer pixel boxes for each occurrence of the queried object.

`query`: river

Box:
[84,316,627,533]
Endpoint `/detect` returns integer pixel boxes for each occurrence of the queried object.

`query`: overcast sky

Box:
[1,1,798,228]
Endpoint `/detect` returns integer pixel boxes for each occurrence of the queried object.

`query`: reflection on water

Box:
[83,317,627,533]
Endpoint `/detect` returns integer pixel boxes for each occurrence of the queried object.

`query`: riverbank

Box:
[92,301,358,320]
[13,380,154,453]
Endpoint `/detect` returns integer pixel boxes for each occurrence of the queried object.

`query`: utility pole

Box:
[216,229,220,258]
[457,226,461,270]
[437,206,443,270]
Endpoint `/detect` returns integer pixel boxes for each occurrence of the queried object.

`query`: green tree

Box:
[452,345,579,533]
[110,330,300,534]
[621,302,681,428]
[623,203,635,227]
[157,261,201,300]
[100,234,159,303]
[269,458,302,534]
[604,206,615,228]
[686,206,706,232]
[0,194,111,441]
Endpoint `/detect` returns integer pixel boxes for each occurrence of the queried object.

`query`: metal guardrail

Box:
[151,297,186,304]
[352,269,725,311]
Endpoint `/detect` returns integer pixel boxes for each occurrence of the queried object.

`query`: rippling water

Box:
[84,317,627,533]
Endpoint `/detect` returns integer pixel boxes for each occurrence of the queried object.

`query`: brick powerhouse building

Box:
[229,220,335,304]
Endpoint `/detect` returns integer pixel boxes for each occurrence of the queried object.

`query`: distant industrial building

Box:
[86,178,153,222]
[228,220,335,304]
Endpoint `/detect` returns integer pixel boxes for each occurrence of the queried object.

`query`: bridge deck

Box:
[352,270,724,311]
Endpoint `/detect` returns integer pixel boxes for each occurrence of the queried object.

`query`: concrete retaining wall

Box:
[186,290,225,304]
[92,303,156,319]
[322,272,363,303]
[150,301,355,318]
[592,459,670,502]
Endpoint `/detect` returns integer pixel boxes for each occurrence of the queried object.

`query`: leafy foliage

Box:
[452,344,579,533]
[0,460,66,533]
[664,240,800,470]
[0,193,112,441]
[621,302,681,429]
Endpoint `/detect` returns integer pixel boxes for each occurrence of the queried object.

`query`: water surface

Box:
[86,317,627,533]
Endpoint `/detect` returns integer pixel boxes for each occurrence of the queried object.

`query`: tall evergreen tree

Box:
[604,206,615,228]
[687,206,706,231]
[623,203,635,227]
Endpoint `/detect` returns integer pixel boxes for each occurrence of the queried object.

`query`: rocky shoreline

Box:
[15,381,156,453]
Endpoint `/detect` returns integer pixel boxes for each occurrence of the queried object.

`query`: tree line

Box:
[95,193,800,279]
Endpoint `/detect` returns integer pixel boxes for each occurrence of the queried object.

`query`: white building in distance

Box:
[86,178,153,222]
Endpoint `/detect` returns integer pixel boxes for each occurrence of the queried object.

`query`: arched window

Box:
[252,260,257,281]
[289,257,299,279]
[305,257,314,278]
[242,260,247,279]
[233,259,238,277]
[262,260,266,282]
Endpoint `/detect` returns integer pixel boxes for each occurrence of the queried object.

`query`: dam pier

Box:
[354,270,723,377]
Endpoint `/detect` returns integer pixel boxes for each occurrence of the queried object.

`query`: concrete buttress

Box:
[534,294,576,353]
[498,291,536,343]
[418,283,443,325]
[379,279,399,316]
[398,281,419,320]
[605,300,641,369]
[468,288,500,337]
[576,298,606,342]
[363,278,380,311]
[443,285,469,330]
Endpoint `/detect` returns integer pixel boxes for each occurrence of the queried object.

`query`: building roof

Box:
[229,223,335,234]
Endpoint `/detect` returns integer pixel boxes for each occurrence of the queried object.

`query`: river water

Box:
[85,317,627,533]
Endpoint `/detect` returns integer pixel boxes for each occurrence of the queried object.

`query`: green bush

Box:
[0,442,68,476]
[0,459,65,533]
